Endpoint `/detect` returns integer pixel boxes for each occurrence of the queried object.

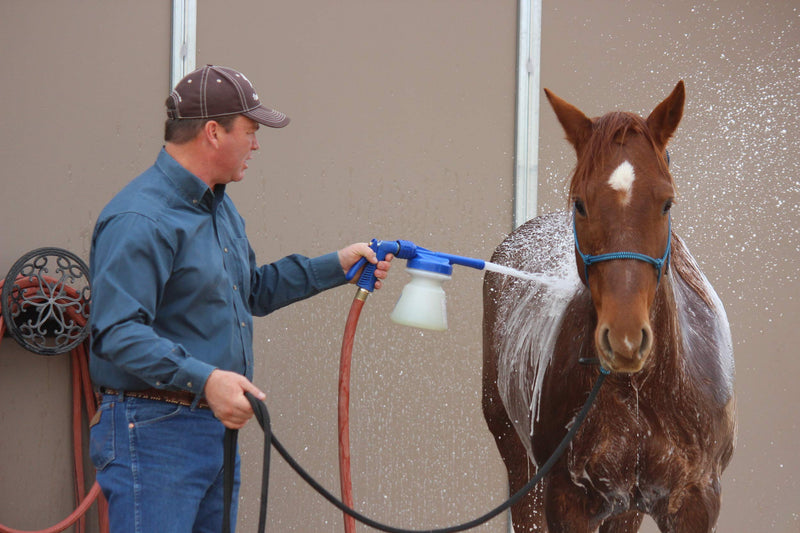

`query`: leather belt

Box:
[98,387,210,409]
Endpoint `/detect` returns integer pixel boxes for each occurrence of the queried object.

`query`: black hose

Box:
[227,370,607,533]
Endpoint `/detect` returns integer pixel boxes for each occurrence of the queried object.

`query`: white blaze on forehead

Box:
[608,160,636,203]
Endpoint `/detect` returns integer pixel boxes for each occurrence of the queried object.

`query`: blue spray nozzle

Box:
[345,239,485,292]
[415,248,486,272]
[406,251,453,276]
[346,239,418,291]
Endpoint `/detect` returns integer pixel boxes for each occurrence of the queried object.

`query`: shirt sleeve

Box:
[247,246,348,317]
[90,213,216,393]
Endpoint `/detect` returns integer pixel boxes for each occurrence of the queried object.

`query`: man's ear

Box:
[204,120,221,147]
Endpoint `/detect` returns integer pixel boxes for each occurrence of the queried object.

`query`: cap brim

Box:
[244,105,290,128]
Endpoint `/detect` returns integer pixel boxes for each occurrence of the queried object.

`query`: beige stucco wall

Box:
[1,2,170,531]
[1,2,515,532]
[1,1,797,532]
[194,2,517,531]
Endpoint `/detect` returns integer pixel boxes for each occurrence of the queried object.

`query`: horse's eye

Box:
[662,199,674,215]
[574,199,587,217]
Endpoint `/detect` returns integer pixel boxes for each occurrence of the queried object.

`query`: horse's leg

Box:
[486,410,546,531]
[653,484,720,533]
[511,480,547,533]
[542,470,598,533]
[599,511,644,533]
[482,368,546,530]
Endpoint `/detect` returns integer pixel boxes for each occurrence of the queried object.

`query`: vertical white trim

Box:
[514,0,542,229]
[171,0,197,89]
[505,3,543,530]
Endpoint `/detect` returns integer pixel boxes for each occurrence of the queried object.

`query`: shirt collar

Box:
[155,147,226,209]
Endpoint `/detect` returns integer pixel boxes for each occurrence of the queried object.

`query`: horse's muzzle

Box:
[596,321,653,373]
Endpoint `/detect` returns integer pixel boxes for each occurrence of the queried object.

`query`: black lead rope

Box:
[223,429,237,533]
[223,396,272,533]
[223,370,607,533]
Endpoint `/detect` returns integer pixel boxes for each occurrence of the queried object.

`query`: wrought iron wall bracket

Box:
[2,247,91,355]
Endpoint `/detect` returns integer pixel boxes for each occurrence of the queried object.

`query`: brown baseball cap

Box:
[166,65,290,128]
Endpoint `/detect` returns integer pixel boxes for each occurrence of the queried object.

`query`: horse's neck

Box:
[642,234,735,406]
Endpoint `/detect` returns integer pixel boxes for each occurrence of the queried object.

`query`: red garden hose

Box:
[338,288,370,533]
[0,276,109,533]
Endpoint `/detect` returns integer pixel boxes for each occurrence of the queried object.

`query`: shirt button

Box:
[192,199,199,205]
[240,321,246,327]
[224,247,229,253]
[128,423,134,429]
[187,381,193,388]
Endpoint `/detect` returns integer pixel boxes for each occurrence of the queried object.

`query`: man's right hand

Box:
[204,369,266,429]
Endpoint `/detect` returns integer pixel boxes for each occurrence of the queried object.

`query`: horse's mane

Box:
[670,231,717,309]
[568,111,672,201]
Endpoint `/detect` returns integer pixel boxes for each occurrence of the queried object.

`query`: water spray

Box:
[345,238,539,331]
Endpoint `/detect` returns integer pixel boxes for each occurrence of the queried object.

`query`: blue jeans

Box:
[90,394,239,533]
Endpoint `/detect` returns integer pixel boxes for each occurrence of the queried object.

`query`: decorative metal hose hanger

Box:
[0,247,108,533]
[2,247,91,356]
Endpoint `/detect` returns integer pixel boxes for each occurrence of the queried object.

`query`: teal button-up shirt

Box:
[90,148,345,394]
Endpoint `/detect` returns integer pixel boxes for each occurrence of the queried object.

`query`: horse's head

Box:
[544,81,685,373]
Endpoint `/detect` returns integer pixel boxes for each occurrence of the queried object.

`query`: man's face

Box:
[216,115,260,184]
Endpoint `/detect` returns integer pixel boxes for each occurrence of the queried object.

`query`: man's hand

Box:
[204,369,266,429]
[338,242,393,290]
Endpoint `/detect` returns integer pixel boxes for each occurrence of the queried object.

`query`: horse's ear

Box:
[544,88,593,152]
[646,80,685,149]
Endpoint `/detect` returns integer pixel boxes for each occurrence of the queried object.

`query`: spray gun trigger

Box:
[344,239,382,282]
[345,257,368,281]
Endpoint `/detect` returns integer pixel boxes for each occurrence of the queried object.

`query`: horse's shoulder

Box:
[486,211,585,455]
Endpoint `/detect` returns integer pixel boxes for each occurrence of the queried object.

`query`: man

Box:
[88,65,391,532]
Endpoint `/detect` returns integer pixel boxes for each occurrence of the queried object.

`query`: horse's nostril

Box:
[600,326,613,357]
[639,326,653,357]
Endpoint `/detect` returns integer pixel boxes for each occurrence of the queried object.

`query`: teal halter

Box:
[573,211,672,287]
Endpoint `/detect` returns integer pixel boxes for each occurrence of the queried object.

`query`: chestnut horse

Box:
[482,81,735,532]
